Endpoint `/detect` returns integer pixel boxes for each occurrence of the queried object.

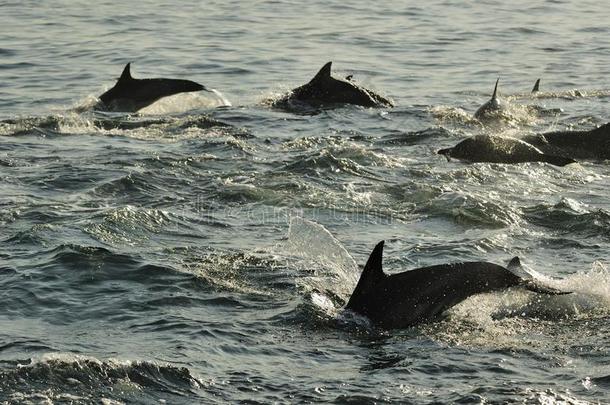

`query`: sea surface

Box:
[1,1,609,403]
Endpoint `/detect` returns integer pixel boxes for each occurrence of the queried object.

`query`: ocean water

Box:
[1,0,609,403]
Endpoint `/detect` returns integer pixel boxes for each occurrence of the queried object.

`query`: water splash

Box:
[278,217,359,312]
[138,90,231,114]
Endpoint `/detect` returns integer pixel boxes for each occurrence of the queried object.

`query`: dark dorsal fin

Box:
[311,61,332,82]
[491,77,500,99]
[507,256,522,271]
[119,63,133,82]
[346,241,386,309]
[507,256,527,278]
[532,78,540,93]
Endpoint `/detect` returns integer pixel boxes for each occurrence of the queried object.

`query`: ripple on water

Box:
[0,353,203,404]
[84,205,173,247]
[522,198,610,239]
[420,190,525,229]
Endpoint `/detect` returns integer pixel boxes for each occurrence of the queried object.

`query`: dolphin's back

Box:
[275,62,393,109]
[97,63,205,112]
[522,123,609,160]
[355,262,522,329]
[100,78,204,103]
[99,77,204,112]
[288,77,382,107]
[474,78,502,119]
[446,135,576,166]
[346,242,570,329]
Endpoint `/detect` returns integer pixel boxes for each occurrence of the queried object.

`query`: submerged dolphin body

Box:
[345,241,568,329]
[437,134,577,166]
[274,62,393,109]
[474,78,504,120]
[524,123,610,160]
[97,63,207,112]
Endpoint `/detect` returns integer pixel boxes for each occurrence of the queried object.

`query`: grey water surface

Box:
[1,0,609,403]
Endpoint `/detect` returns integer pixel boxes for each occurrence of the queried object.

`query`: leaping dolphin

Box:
[345,241,569,329]
[437,134,577,166]
[274,62,393,110]
[96,63,208,112]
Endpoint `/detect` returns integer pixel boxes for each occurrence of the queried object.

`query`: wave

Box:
[207,174,413,226]
[420,190,525,229]
[278,143,404,179]
[89,172,172,204]
[0,353,203,403]
[0,113,244,141]
[522,198,610,238]
[0,242,209,323]
[84,205,173,247]
[184,249,290,297]
[4,242,178,284]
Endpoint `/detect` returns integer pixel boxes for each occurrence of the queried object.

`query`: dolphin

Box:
[274,62,393,109]
[523,123,610,160]
[474,78,503,120]
[531,78,541,94]
[437,134,577,166]
[345,241,569,329]
[96,63,208,112]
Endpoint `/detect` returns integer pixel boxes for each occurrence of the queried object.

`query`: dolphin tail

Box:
[508,257,572,295]
[346,241,386,309]
[531,78,540,93]
[523,280,572,295]
[507,256,524,272]
[167,79,207,93]
[368,91,395,108]
[540,154,577,167]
